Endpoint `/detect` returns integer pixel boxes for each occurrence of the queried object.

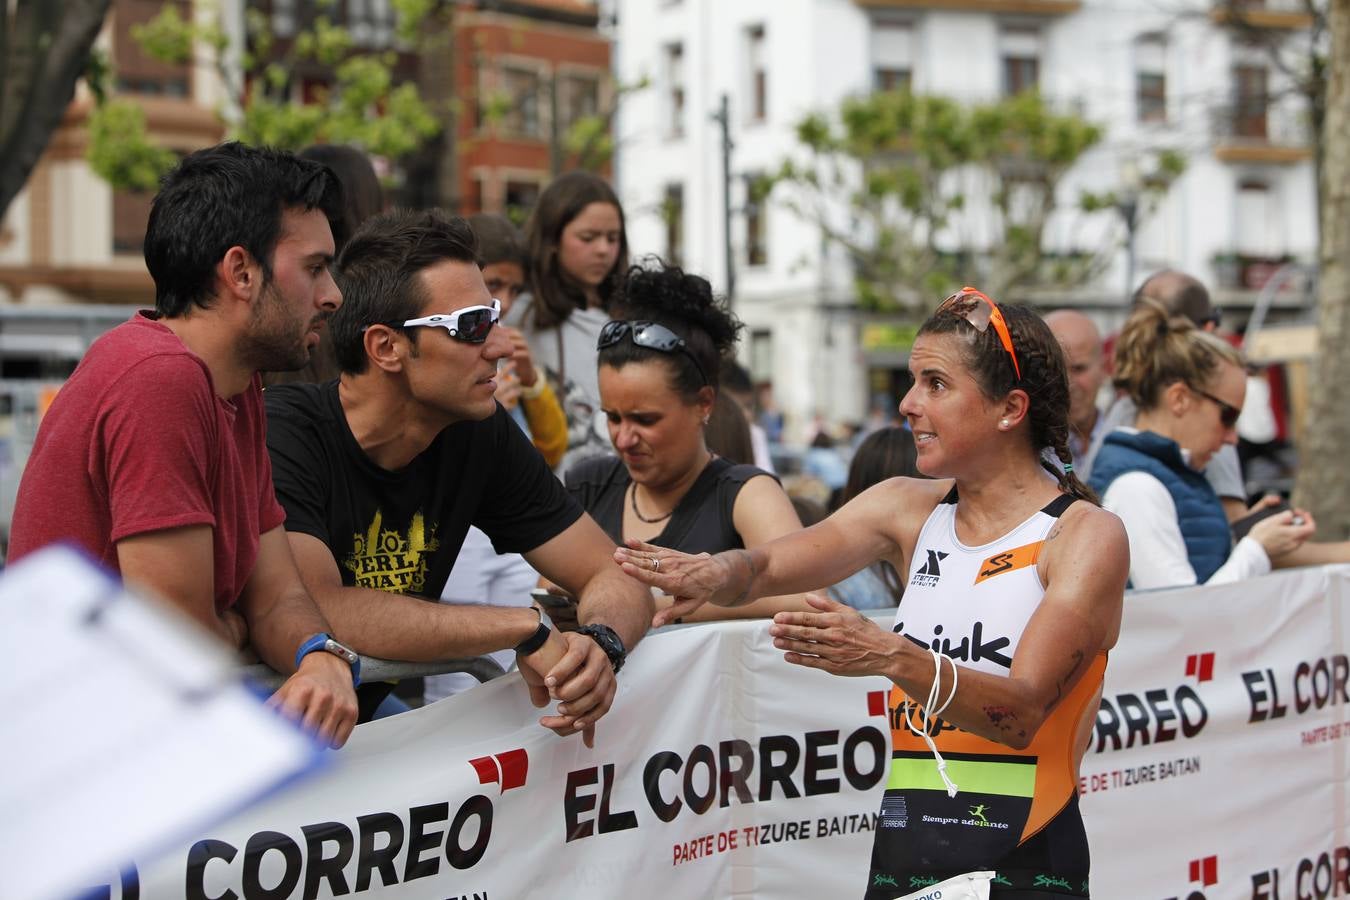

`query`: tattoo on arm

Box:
[733,549,757,606]
[1043,648,1086,714]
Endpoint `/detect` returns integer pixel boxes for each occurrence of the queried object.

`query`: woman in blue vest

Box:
[1088,299,1313,588]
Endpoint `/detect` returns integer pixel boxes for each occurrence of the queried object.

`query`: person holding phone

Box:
[1088,299,1315,589]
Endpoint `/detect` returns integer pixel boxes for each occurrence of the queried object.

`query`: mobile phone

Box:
[530,588,576,608]
[1231,501,1291,541]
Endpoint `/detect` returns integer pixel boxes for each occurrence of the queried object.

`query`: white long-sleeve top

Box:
[1101,470,1271,590]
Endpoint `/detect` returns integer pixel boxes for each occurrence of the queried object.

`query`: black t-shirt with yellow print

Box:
[265,380,582,627]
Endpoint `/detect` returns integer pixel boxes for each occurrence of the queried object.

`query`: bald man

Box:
[1046,310,1108,475]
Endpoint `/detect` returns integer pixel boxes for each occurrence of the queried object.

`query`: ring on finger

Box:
[651,557,661,572]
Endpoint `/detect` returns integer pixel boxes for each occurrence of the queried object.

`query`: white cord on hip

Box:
[902,648,960,797]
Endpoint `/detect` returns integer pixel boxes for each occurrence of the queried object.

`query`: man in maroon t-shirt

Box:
[10,143,358,748]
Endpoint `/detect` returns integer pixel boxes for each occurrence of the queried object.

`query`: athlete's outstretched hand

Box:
[615,539,752,627]
[770,593,901,678]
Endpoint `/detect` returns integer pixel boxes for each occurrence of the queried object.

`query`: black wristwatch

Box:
[577,624,627,674]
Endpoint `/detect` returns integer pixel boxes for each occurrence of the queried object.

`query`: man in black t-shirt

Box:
[265,209,653,743]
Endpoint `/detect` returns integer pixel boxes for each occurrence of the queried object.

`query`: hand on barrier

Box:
[769,593,898,678]
[517,630,615,748]
[614,539,741,627]
[268,650,359,749]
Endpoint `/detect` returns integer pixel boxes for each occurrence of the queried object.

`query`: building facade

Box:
[612,0,1318,438]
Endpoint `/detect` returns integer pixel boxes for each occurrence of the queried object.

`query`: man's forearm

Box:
[237,585,333,674]
[311,584,543,661]
[576,566,654,651]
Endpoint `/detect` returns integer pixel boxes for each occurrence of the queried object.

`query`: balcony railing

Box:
[854,0,1081,14]
[1212,253,1298,292]
[1210,102,1313,163]
[1210,0,1316,29]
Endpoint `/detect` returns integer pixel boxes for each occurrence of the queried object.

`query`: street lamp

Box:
[1115,158,1142,303]
[710,93,735,306]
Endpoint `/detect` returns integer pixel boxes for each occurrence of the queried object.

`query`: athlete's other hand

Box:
[770,593,899,678]
[615,540,750,627]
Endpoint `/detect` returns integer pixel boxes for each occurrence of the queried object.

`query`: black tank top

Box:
[565,455,774,554]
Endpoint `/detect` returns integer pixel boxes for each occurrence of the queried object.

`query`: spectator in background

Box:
[704,391,756,466]
[721,360,775,472]
[824,426,917,610]
[426,214,569,704]
[265,144,384,387]
[9,143,358,746]
[1045,310,1108,478]
[1086,270,1245,513]
[1092,271,1350,571]
[566,262,812,624]
[466,213,566,469]
[756,380,785,444]
[1089,299,1315,589]
[511,172,629,475]
[803,431,849,508]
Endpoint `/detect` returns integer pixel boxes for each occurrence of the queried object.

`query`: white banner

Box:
[1080,564,1350,900]
[83,566,1349,900]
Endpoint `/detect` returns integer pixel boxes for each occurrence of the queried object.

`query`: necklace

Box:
[629,482,674,524]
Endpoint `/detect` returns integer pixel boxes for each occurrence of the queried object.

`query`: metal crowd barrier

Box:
[241,655,507,691]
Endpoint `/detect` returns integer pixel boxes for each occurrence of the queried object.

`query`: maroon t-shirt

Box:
[9,313,286,611]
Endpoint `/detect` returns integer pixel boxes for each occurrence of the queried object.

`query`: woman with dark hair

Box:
[564,261,811,623]
[511,172,629,474]
[616,288,1128,897]
[1090,299,1314,588]
[825,426,918,609]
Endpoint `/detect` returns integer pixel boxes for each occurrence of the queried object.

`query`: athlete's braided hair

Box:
[918,301,1099,506]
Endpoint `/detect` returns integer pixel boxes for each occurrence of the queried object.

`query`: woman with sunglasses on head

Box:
[615,288,1128,898]
[566,261,813,624]
[1088,299,1314,589]
[510,172,629,476]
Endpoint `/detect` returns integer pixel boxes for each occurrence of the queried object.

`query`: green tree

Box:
[763,90,1183,310]
[86,0,440,191]
[0,0,112,220]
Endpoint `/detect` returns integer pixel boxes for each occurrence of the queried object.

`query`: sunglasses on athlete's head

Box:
[597,320,709,387]
[396,298,502,343]
[1191,385,1241,429]
[935,286,1022,381]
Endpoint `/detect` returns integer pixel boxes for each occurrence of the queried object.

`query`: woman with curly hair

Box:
[564,261,812,623]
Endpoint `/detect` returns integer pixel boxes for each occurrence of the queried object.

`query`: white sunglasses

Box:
[400,298,502,343]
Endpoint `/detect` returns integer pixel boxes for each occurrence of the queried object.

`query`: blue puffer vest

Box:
[1089,429,1231,584]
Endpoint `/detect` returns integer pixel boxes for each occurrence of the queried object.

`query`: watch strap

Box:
[578,623,626,673]
[295,632,362,687]
[515,621,552,656]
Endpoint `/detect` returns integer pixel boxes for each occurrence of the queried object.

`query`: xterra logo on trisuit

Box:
[911,549,949,587]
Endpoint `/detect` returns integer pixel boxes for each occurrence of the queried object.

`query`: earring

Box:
[1000,419,1009,428]
[702,415,710,426]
